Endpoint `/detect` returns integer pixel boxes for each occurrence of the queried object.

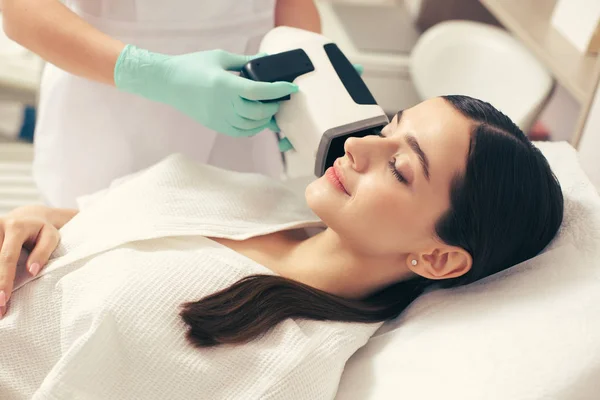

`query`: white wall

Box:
[551,0,600,53]
[578,86,600,190]
[538,85,581,142]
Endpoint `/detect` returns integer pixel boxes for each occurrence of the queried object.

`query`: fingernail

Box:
[0,291,6,307]
[29,263,41,276]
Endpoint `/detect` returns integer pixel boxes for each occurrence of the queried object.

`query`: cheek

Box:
[326,180,413,251]
[306,177,437,254]
[353,191,412,245]
[306,178,395,238]
[348,186,437,252]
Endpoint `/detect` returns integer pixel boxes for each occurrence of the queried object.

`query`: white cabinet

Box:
[316,1,421,116]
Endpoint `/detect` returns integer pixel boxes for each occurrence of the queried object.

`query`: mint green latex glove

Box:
[114,45,299,137]
[354,64,364,76]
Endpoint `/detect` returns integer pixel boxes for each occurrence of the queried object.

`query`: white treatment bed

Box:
[1,140,599,399]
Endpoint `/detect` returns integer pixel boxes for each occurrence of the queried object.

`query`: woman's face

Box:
[306,97,473,261]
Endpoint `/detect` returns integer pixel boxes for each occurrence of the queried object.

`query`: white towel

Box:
[0,154,381,400]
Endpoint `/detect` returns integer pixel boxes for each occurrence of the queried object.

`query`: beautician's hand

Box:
[114,46,299,137]
[0,206,74,317]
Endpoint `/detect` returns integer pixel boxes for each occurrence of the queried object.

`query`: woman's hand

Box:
[0,205,75,318]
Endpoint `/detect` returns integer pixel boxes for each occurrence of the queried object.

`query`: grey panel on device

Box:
[315,115,390,177]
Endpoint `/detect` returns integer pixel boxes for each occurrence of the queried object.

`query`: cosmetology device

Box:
[241,26,389,177]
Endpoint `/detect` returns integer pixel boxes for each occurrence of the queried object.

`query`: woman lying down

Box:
[0,96,563,399]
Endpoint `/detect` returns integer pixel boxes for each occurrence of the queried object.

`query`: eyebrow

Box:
[395,110,430,181]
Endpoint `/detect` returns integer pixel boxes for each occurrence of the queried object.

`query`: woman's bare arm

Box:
[275,0,322,33]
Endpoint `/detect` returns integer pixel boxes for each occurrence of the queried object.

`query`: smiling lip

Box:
[325,160,350,195]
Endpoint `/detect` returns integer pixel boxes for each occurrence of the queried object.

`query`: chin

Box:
[306,178,332,215]
[305,179,323,210]
[305,178,347,229]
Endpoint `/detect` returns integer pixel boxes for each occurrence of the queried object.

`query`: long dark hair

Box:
[180,95,564,347]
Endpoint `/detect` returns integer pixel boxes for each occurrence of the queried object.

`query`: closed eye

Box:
[388,160,407,184]
[377,132,408,184]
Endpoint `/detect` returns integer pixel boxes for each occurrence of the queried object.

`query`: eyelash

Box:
[388,160,407,184]
[376,132,407,184]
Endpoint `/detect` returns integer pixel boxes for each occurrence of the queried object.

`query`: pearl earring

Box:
[411,259,418,266]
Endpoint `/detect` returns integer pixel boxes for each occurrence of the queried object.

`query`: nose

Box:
[344,135,387,173]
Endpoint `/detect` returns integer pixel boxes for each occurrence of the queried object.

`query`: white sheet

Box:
[0,155,381,400]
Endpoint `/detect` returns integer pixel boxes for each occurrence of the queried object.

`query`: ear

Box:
[407,246,472,280]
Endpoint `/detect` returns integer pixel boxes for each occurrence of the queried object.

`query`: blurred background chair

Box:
[410,20,555,133]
